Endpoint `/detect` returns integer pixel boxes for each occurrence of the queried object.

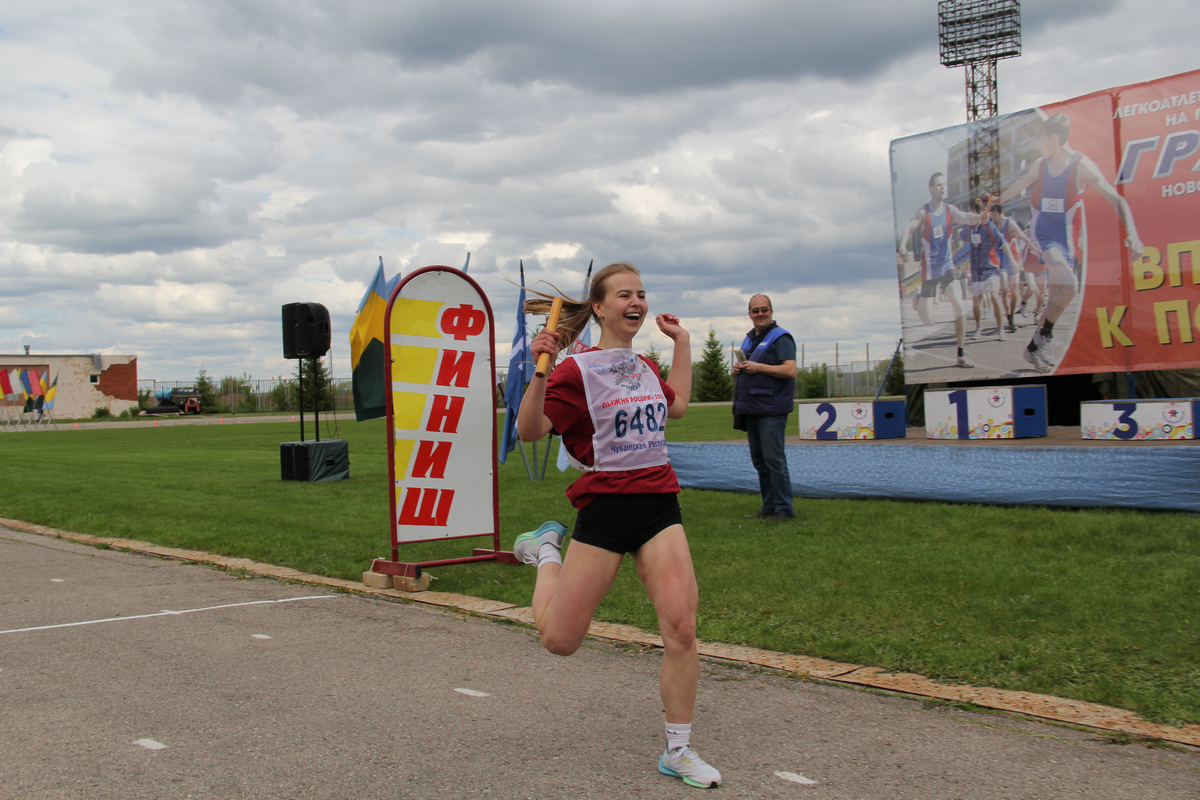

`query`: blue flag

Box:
[498,262,534,464]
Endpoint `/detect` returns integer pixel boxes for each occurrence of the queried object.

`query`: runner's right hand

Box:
[529,329,561,373]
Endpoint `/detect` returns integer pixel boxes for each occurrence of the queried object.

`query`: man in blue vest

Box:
[732,294,797,522]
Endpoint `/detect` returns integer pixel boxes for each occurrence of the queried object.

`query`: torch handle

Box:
[534,297,564,378]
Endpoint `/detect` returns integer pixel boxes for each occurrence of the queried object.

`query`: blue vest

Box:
[733,325,796,416]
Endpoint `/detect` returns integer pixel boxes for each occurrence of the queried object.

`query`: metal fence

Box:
[140,354,901,413]
[824,358,900,399]
[138,378,355,413]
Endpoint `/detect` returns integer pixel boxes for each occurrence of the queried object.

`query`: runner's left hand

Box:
[655,313,688,340]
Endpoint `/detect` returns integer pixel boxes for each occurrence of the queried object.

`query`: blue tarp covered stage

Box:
[669,429,1200,513]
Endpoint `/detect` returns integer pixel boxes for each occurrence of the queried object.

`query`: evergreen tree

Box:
[693,327,732,402]
[195,367,222,414]
[298,358,335,412]
[879,351,906,397]
[644,343,670,382]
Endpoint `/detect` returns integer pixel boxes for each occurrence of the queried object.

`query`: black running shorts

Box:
[920,270,957,298]
[571,493,684,554]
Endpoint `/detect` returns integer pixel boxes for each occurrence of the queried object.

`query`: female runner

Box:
[514,261,721,789]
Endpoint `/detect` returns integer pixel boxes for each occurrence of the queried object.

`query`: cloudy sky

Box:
[1,0,1195,382]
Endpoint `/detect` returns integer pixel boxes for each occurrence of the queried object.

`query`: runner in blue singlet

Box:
[999,114,1143,373]
[898,172,985,369]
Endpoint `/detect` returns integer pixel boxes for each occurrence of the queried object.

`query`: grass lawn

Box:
[1,409,1197,728]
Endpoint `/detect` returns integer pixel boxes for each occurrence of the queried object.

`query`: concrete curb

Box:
[5,516,1198,749]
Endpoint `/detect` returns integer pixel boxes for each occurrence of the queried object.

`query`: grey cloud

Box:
[0,0,1172,380]
[100,1,1120,111]
[14,180,263,255]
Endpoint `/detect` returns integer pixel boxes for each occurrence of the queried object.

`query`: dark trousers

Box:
[745,414,794,516]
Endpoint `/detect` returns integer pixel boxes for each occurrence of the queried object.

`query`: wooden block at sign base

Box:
[393,574,431,592]
[362,571,393,590]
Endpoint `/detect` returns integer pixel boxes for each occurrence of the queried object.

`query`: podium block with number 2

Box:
[796,400,906,440]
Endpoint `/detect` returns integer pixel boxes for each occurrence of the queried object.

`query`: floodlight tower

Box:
[938,0,1021,200]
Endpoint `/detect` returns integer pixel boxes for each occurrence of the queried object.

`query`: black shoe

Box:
[767,512,795,522]
[743,511,770,519]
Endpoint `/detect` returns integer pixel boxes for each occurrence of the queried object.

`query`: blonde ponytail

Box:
[524,261,641,350]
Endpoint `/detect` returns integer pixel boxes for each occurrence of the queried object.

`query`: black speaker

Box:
[292,443,312,481]
[282,303,301,359]
[282,302,331,359]
[280,441,298,480]
[296,302,331,357]
[280,440,349,482]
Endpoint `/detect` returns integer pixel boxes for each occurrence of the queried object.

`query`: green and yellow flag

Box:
[349,257,399,421]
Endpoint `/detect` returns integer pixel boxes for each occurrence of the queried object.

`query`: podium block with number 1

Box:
[925,385,1047,440]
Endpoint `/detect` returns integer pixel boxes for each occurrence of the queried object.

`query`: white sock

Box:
[535,542,562,568]
[665,721,691,752]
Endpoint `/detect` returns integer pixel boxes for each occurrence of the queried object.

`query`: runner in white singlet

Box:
[514,262,721,789]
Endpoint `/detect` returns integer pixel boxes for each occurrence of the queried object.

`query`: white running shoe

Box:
[1023,347,1050,373]
[1023,341,1052,373]
[969,327,981,339]
[957,354,974,368]
[998,327,1007,341]
[512,521,566,565]
[659,746,722,788]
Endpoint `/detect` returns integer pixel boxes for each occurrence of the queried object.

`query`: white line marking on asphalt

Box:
[51,579,64,583]
[134,739,167,751]
[252,634,272,639]
[454,688,490,697]
[0,595,337,635]
[775,770,818,786]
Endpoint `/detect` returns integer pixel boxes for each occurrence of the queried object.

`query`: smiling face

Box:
[593,269,647,344]
[748,294,773,334]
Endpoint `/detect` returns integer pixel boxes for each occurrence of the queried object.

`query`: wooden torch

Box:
[535,297,563,378]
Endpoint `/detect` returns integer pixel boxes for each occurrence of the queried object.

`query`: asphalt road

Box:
[2,526,1197,800]
[901,284,1076,383]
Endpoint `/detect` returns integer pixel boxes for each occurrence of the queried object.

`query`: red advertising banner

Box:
[891,68,1200,384]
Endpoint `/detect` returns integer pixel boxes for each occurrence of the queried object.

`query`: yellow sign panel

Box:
[389,298,443,339]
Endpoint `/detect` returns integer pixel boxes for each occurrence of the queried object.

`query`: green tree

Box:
[298,358,335,412]
[878,351,906,397]
[692,327,732,402]
[269,377,296,412]
[220,373,258,413]
[796,363,829,399]
[195,367,222,414]
[644,343,670,383]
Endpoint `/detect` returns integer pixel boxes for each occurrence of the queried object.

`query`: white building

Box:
[1,353,139,419]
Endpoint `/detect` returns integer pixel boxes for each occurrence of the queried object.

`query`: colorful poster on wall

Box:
[0,366,47,408]
[385,266,498,545]
[891,68,1200,384]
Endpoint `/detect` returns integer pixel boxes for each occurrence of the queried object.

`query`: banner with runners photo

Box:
[891,67,1200,384]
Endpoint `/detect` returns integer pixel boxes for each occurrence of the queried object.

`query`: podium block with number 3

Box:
[1080,399,1198,440]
